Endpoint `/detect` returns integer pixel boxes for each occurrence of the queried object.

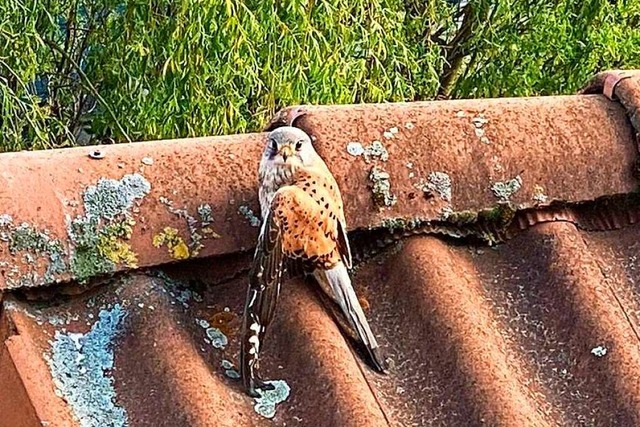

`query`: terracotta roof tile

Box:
[1,87,638,289]
[3,70,640,426]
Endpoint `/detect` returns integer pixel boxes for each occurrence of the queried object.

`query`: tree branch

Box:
[437,2,492,97]
[41,38,132,143]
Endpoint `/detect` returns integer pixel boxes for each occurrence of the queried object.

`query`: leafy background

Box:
[1,0,639,151]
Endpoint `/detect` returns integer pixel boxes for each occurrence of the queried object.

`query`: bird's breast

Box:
[259,164,296,218]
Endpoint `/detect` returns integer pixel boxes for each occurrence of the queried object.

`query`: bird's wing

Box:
[336,218,353,269]
[247,206,284,327]
[242,179,339,358]
[273,184,342,267]
[241,205,285,396]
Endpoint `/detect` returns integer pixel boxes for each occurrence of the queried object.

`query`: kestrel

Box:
[240,126,387,397]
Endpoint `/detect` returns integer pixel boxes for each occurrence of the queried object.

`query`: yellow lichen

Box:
[96,218,138,268]
[100,236,138,267]
[153,227,190,260]
[200,227,221,239]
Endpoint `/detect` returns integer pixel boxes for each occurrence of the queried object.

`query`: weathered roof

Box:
[2,69,640,426]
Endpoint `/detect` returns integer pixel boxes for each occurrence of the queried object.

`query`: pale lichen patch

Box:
[45,304,128,427]
[83,174,150,220]
[471,115,489,127]
[347,140,389,163]
[221,359,240,379]
[533,185,548,204]
[253,380,291,419]
[416,172,452,202]
[346,142,365,156]
[206,327,228,349]
[364,140,389,162]
[197,204,213,226]
[0,216,68,286]
[491,176,523,201]
[196,318,228,349]
[471,115,491,144]
[369,166,397,208]
[591,345,607,357]
[239,205,261,227]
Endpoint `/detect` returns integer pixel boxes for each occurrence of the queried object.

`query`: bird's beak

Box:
[278,144,294,162]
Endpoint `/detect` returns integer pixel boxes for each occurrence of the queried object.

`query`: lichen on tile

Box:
[253,380,291,419]
[205,327,228,348]
[67,173,150,283]
[491,175,523,201]
[153,227,190,260]
[346,141,365,157]
[347,140,389,162]
[239,205,261,227]
[532,184,548,204]
[417,172,452,202]
[364,140,389,162]
[197,204,213,225]
[195,317,228,348]
[591,345,607,357]
[221,359,240,379]
[98,219,138,267]
[159,197,216,256]
[46,304,128,427]
[83,173,150,220]
[369,166,397,208]
[0,216,68,286]
[0,213,13,226]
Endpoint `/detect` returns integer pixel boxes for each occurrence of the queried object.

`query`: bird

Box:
[240,126,387,397]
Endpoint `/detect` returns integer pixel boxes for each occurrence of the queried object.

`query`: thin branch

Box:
[58,0,78,76]
[41,38,132,143]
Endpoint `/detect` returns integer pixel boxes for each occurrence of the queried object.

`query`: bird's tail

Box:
[314,263,387,372]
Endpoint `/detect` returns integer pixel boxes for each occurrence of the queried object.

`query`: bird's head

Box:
[263,126,318,168]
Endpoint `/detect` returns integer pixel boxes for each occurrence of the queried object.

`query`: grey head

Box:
[262,126,320,168]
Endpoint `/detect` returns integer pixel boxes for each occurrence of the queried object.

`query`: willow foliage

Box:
[1,0,638,151]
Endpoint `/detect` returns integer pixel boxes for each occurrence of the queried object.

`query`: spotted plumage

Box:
[240,126,387,397]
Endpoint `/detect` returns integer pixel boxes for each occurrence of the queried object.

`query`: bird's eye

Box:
[269,138,277,151]
[295,141,303,151]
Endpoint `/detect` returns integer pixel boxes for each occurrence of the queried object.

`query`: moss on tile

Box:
[377,202,518,248]
[445,209,478,225]
[477,203,517,227]
[380,217,423,233]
